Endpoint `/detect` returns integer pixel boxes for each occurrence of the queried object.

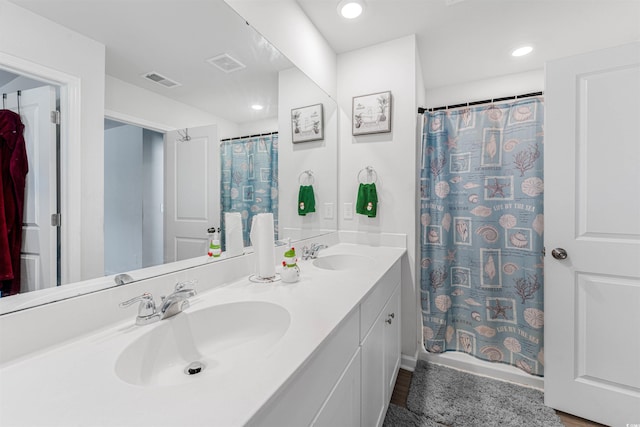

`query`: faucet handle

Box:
[175,280,197,292]
[119,293,156,317]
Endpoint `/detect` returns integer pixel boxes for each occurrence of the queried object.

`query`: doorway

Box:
[1,68,60,295]
[103,119,164,275]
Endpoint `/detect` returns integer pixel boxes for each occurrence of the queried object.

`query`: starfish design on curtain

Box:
[446,136,458,150]
[444,249,456,263]
[485,178,509,198]
[487,300,512,319]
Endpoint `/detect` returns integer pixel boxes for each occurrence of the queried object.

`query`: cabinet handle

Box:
[385,318,392,324]
[388,313,395,319]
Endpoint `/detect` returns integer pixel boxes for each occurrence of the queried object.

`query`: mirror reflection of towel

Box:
[356,183,378,218]
[298,185,316,216]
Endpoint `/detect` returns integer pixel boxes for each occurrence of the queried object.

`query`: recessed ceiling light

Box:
[511,46,533,57]
[337,0,364,19]
[251,104,264,111]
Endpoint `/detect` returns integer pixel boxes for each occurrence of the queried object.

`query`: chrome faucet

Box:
[119,281,197,325]
[301,243,328,260]
[159,281,197,320]
[119,293,160,325]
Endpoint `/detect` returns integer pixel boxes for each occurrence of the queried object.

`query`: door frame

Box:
[0,52,81,285]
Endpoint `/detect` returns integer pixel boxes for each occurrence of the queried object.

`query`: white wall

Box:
[337,35,419,359]
[104,76,240,138]
[425,69,544,108]
[142,129,164,268]
[278,67,338,240]
[0,74,49,94]
[104,125,143,275]
[0,0,106,282]
[237,117,279,137]
[223,0,337,100]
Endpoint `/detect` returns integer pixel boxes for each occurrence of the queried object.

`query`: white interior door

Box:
[545,42,640,427]
[5,86,57,293]
[164,125,219,262]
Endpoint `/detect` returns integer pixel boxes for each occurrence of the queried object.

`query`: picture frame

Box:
[352,91,392,135]
[291,103,324,143]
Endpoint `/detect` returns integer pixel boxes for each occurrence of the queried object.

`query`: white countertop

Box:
[0,243,405,427]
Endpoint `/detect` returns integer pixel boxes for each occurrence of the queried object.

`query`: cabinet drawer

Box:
[360,259,401,342]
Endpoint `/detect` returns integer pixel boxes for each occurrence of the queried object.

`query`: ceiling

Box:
[6,0,293,125]
[297,0,640,90]
[6,0,640,123]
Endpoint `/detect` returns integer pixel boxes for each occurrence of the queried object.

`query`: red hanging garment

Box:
[0,109,28,296]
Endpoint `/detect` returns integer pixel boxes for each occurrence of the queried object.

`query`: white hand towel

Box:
[250,213,276,279]
[225,212,244,257]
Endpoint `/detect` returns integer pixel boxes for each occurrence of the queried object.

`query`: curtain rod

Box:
[220,131,278,142]
[418,91,543,114]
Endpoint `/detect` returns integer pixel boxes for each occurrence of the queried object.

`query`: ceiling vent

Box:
[142,71,181,88]
[207,53,246,73]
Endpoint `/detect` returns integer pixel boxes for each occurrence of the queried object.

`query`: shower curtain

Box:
[220,133,278,247]
[419,98,545,376]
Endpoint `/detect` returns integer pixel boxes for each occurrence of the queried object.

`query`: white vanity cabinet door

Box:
[361,283,401,427]
[361,306,386,427]
[384,286,401,394]
[311,348,361,427]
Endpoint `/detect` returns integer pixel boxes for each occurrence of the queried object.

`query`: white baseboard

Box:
[419,350,544,390]
[400,352,419,372]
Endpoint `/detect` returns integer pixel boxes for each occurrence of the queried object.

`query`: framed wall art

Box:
[291,103,324,143]
[352,91,392,135]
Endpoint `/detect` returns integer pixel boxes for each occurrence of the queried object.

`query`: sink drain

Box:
[184,361,205,375]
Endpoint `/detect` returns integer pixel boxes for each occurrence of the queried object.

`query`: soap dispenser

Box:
[208,227,221,258]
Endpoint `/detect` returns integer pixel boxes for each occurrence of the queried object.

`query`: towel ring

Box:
[358,166,378,184]
[298,170,314,185]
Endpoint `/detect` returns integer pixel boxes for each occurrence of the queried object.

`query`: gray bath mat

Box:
[404,360,563,427]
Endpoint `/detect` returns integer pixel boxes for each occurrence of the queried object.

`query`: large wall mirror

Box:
[0,0,337,313]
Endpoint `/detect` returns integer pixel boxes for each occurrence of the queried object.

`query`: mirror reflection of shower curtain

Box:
[220,133,278,248]
[419,98,545,376]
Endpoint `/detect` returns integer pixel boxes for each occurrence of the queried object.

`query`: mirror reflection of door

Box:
[164,125,219,263]
[103,119,164,275]
[1,69,60,296]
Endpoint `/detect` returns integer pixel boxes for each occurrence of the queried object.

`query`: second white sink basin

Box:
[312,254,375,271]
[115,301,290,387]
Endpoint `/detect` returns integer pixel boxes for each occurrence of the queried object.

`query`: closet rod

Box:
[417,91,543,114]
[220,131,278,142]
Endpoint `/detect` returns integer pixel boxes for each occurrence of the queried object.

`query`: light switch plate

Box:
[343,202,353,220]
[323,203,334,219]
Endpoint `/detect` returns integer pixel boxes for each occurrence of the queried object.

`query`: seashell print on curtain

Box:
[419,98,545,376]
[220,134,279,247]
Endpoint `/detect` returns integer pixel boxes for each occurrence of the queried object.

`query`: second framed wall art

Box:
[291,103,324,143]
[352,91,392,135]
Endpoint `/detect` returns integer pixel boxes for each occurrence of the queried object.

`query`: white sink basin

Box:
[115,301,290,387]
[312,254,375,271]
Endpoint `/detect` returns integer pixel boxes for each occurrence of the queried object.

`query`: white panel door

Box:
[5,86,57,292]
[545,42,640,427]
[164,125,218,262]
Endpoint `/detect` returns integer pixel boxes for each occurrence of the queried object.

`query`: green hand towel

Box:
[356,183,378,218]
[365,183,378,218]
[298,185,316,216]
[356,183,367,215]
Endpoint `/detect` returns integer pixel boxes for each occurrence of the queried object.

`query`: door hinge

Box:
[51,213,61,227]
[50,110,60,125]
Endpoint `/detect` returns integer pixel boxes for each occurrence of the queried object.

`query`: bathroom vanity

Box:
[0,241,405,426]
